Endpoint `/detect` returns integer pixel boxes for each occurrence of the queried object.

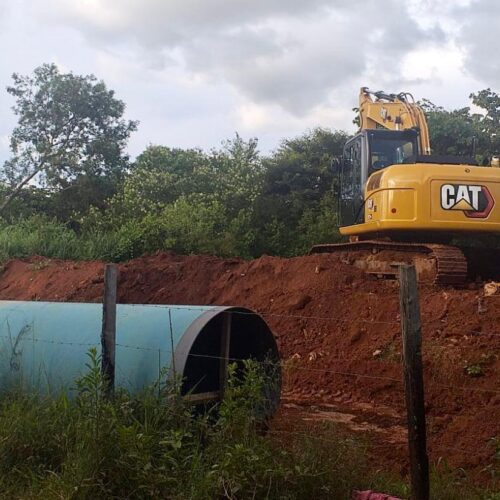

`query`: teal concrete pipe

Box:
[0,301,279,401]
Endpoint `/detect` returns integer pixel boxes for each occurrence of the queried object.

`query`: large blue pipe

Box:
[0,301,279,400]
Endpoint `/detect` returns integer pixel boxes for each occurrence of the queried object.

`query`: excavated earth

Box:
[0,253,498,481]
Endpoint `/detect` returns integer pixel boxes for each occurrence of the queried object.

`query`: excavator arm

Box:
[358,87,431,154]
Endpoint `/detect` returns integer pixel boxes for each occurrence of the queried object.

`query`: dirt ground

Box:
[0,252,498,480]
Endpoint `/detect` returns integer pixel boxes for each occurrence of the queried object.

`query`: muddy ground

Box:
[0,252,498,481]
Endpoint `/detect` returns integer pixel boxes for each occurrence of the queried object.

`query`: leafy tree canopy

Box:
[1,63,138,214]
[421,89,500,160]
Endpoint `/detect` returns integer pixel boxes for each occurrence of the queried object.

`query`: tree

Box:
[420,100,480,156]
[205,133,264,214]
[100,134,262,225]
[254,128,349,255]
[122,145,210,215]
[470,88,500,155]
[1,63,138,214]
[421,91,500,161]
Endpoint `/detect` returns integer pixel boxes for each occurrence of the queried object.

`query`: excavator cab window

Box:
[368,130,418,173]
[340,136,364,227]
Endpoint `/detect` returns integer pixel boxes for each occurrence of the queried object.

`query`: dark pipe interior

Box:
[181,308,280,408]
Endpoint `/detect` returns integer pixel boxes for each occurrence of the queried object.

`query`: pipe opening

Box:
[179,307,280,410]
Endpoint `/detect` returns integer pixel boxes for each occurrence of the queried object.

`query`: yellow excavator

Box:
[311,88,500,284]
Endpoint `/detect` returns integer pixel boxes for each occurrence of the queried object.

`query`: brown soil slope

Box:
[0,253,498,472]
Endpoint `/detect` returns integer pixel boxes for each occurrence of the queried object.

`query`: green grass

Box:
[0,215,239,263]
[0,350,364,499]
[0,349,497,499]
[0,209,343,265]
[0,216,135,263]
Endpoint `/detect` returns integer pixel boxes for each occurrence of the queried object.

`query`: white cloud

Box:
[43,0,444,115]
[236,102,273,130]
[0,0,497,165]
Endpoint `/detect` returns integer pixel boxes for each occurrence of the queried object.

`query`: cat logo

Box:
[440,184,495,218]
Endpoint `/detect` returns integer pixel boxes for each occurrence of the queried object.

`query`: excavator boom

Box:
[358,87,431,154]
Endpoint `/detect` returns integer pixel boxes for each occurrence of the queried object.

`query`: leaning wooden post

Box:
[101,264,119,398]
[399,264,430,500]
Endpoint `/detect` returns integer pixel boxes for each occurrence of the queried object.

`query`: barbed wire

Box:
[139,304,500,334]
[267,429,497,458]
[0,299,499,401]
[0,331,498,395]
[179,351,500,395]
[154,304,404,325]
[0,334,97,348]
[1,270,498,473]
[0,325,497,467]
[1,303,498,334]
[421,343,500,351]
[115,342,162,352]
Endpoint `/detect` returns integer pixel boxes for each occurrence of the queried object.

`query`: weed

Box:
[0,351,496,499]
[375,339,400,362]
[464,353,496,377]
[465,363,485,377]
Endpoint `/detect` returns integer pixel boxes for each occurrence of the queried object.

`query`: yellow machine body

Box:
[340,164,500,236]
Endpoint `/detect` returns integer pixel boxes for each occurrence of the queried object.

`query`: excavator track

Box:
[310,240,467,285]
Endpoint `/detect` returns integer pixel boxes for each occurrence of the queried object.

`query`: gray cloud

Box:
[47,0,333,46]
[182,19,365,112]
[43,0,446,115]
[451,0,500,87]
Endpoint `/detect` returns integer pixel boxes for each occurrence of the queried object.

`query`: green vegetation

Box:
[2,65,500,264]
[0,348,496,499]
[464,353,496,378]
[0,127,347,261]
[0,349,366,499]
[1,63,137,216]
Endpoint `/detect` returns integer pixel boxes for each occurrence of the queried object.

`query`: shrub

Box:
[0,216,79,261]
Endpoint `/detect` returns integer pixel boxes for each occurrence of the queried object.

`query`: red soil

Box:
[0,253,498,477]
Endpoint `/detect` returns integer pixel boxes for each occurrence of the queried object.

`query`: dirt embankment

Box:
[0,253,498,475]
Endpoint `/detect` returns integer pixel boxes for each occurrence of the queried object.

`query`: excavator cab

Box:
[339,129,419,227]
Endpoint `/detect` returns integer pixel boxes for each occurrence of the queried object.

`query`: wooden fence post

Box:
[399,264,430,500]
[101,264,118,397]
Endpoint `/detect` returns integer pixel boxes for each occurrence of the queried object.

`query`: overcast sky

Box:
[0,0,498,163]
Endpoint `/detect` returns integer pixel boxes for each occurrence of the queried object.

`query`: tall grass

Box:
[0,349,496,499]
[0,217,134,263]
[0,215,244,263]
[0,350,363,499]
[0,211,344,264]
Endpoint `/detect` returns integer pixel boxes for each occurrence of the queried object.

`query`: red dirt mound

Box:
[0,253,498,477]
